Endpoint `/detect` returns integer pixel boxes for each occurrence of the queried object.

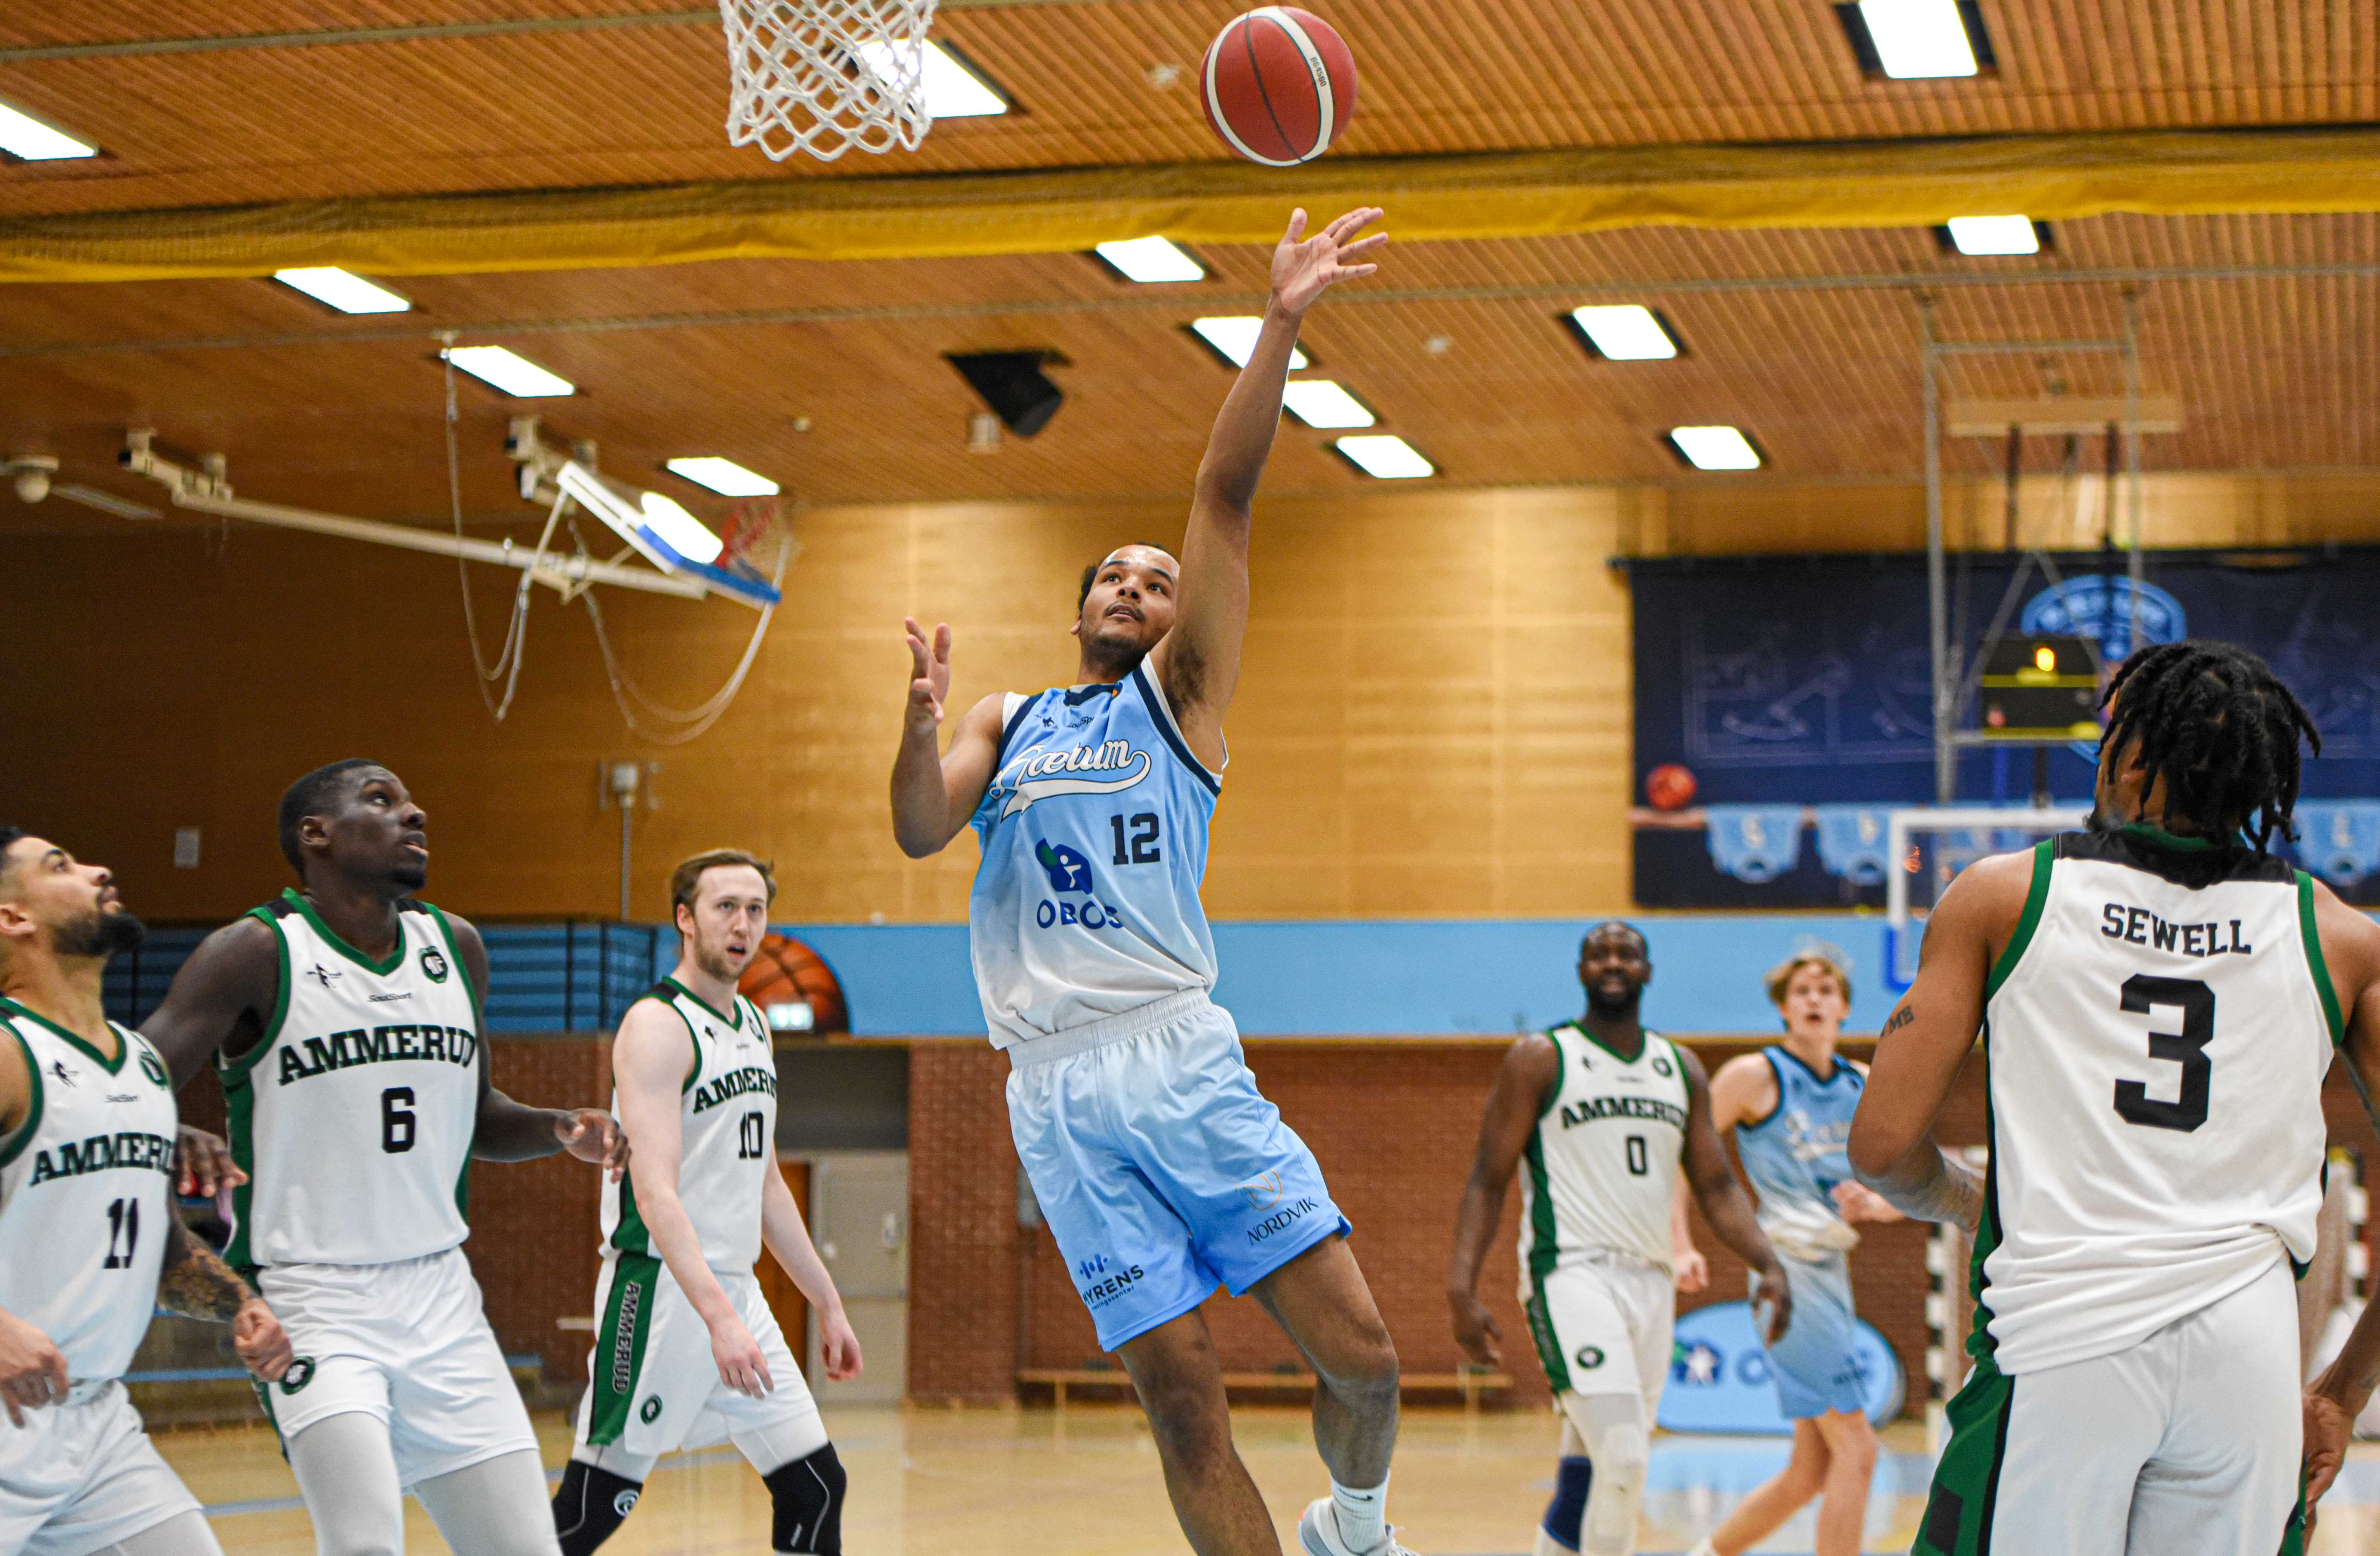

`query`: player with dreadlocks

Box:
[1845,638,2380,1555]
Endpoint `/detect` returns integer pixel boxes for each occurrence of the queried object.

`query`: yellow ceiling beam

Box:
[5,125,2377,283]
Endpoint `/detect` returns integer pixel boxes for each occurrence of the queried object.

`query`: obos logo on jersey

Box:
[1032,840,1129,932]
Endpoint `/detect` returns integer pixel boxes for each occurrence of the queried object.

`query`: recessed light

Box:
[1666,426,1763,471]
[274,267,412,315]
[1942,215,2044,256]
[0,98,97,160]
[855,40,1009,117]
[1282,381,1376,430]
[441,345,575,398]
[1188,317,1310,371]
[1094,237,1206,283]
[666,457,779,497]
[1567,305,1682,361]
[1843,0,1983,78]
[1335,435,1433,479]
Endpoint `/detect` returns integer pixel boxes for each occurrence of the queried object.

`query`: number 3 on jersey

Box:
[2112,974,2214,1133]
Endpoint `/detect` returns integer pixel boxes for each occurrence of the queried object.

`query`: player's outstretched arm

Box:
[2300,884,2380,1522]
[157,1217,292,1383]
[1679,1047,1793,1342]
[1847,852,2030,1228]
[1153,206,1385,768]
[140,915,279,1089]
[445,914,625,1169]
[890,618,1005,859]
[759,1159,863,1382]
[1446,1032,1557,1368]
[613,1002,774,1398]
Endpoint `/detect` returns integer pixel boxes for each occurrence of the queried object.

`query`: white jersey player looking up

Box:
[141,760,627,1556]
[553,849,862,1556]
[1850,639,2380,1556]
[1448,922,1791,1556]
[0,828,291,1556]
[890,207,1410,1556]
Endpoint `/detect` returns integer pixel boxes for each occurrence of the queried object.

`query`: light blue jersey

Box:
[969,661,1222,1049]
[1737,1046,1872,1418]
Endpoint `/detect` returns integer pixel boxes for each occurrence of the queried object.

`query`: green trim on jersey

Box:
[0,996,129,1075]
[423,903,479,1016]
[217,906,291,1087]
[224,1069,258,1271]
[1519,1023,1571,1394]
[280,887,407,976]
[2298,872,2347,1046]
[609,1165,652,1256]
[0,1015,46,1169]
[1560,1017,1651,1068]
[1984,840,2054,999]
[586,1252,662,1444]
[662,976,745,1033]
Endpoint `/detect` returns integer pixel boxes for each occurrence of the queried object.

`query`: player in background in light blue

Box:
[1681,948,1899,1556]
[889,207,1413,1556]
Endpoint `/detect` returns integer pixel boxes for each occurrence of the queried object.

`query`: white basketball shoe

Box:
[1298,1496,1418,1556]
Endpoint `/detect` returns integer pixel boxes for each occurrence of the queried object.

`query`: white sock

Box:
[1331,1476,1389,1553]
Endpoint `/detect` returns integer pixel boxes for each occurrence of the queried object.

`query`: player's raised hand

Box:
[709,1314,775,1398]
[904,618,952,735]
[818,1306,865,1383]
[556,1109,630,1181]
[0,1307,68,1426]
[233,1297,294,1384]
[1271,206,1386,317]
[175,1123,246,1200]
[1447,1289,1503,1369]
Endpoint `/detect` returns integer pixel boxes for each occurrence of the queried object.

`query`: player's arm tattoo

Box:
[1881,1002,1916,1037]
[156,1216,256,1322]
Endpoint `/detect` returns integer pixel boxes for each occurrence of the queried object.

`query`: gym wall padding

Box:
[7,125,2380,282]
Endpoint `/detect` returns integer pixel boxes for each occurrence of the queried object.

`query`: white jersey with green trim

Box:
[1974,828,2337,1376]
[221,889,481,1268]
[0,1002,178,1384]
[1518,1022,1691,1275]
[601,979,777,1271]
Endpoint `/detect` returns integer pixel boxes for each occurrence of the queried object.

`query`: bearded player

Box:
[554,850,862,1556]
[141,761,626,1556]
[0,829,292,1556]
[890,207,1406,1556]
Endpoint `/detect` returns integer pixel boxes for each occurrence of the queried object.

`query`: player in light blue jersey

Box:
[890,206,1413,1556]
[1682,948,1898,1556]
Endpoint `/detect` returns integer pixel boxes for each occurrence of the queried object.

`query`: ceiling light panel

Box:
[274,267,412,315]
[1189,317,1310,371]
[1568,305,1681,361]
[855,41,1008,117]
[442,346,575,398]
[0,98,97,160]
[1856,0,1978,77]
[1095,237,1206,283]
[1282,380,1376,429]
[1945,215,2043,256]
[1668,426,1763,471]
[1335,435,1433,479]
[666,457,779,497]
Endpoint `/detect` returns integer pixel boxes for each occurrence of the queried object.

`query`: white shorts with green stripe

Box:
[1519,1252,1675,1413]
[577,1256,819,1461]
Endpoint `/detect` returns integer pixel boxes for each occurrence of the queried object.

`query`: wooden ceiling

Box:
[1,2,2374,517]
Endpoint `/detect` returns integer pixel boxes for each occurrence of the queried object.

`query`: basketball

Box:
[736,931,850,1035]
[1645,762,1698,811]
[1200,7,1359,166]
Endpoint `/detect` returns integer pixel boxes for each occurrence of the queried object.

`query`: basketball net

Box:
[719,0,936,162]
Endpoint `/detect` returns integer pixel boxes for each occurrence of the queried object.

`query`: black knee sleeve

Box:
[552,1459,643,1556]
[763,1442,846,1555]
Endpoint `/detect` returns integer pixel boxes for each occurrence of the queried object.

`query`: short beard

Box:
[391,862,429,892]
[694,944,745,988]
[1079,627,1149,681]
[55,908,147,960]
[1584,985,1641,1019]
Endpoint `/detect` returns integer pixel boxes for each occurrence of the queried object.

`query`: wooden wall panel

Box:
[3,473,2368,927]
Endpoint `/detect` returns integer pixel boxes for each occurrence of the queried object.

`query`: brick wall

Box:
[911,1037,2380,1415]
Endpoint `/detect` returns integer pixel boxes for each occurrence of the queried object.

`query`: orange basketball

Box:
[737,933,849,1035]
[1645,762,1698,812]
[1200,8,1358,166]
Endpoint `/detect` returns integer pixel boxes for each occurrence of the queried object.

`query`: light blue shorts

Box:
[1005,990,1351,1351]
[1748,1251,1869,1419]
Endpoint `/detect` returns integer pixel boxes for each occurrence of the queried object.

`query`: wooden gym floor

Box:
[155,1403,2380,1554]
